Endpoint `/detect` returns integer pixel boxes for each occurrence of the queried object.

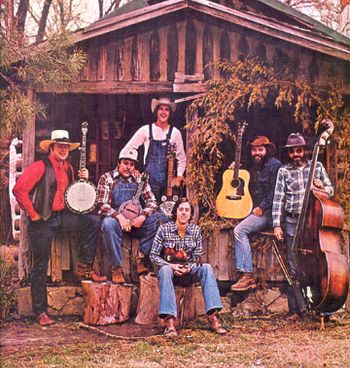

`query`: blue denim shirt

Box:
[249,156,283,211]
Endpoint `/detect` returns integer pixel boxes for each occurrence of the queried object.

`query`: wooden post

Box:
[82,281,133,325]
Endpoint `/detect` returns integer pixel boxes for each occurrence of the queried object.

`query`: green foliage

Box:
[0,30,86,138]
[187,58,350,231]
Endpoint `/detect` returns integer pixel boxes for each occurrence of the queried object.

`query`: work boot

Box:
[135,250,149,275]
[208,312,226,335]
[75,262,107,283]
[37,312,56,326]
[112,266,126,284]
[163,316,177,337]
[230,273,257,291]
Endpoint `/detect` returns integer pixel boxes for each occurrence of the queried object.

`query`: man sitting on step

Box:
[150,197,226,337]
[97,147,167,283]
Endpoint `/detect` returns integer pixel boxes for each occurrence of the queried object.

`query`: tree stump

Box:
[135,273,206,325]
[82,281,133,325]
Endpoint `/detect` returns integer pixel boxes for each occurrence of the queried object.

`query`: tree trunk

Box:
[36,0,53,43]
[82,281,133,325]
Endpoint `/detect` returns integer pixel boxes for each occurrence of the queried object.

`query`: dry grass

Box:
[1,313,350,368]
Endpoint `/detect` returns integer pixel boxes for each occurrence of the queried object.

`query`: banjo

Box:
[119,173,149,220]
[65,122,97,214]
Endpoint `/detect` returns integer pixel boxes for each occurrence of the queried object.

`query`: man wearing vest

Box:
[123,97,187,200]
[13,130,106,326]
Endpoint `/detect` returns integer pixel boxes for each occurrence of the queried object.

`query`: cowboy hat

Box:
[39,130,80,152]
[250,136,276,153]
[283,133,306,148]
[118,147,138,162]
[151,97,177,113]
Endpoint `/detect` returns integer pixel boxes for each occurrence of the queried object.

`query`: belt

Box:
[285,212,299,219]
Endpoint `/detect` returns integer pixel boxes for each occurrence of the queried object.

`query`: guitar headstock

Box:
[141,172,149,183]
[81,121,88,135]
[237,120,247,135]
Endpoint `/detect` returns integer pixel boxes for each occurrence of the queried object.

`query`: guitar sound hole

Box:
[227,178,245,200]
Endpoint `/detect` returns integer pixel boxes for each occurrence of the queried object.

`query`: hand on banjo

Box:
[78,168,89,180]
[130,214,146,228]
[116,214,131,232]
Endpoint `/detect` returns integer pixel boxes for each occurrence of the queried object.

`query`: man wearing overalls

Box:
[97,148,166,283]
[124,97,187,200]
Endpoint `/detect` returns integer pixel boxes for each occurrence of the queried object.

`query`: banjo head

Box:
[65,181,97,214]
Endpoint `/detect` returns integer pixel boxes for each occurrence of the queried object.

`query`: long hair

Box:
[171,197,194,221]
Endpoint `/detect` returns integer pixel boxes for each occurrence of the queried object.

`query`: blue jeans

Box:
[101,212,167,267]
[28,211,100,315]
[158,264,223,318]
[233,212,271,273]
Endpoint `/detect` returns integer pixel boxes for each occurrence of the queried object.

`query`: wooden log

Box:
[135,274,205,325]
[82,281,133,325]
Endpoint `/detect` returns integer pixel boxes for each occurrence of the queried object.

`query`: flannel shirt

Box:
[150,222,203,270]
[96,169,157,218]
[272,160,334,227]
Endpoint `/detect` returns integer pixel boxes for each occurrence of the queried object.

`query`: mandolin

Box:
[216,121,253,219]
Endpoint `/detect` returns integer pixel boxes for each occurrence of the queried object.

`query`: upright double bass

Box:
[292,120,349,313]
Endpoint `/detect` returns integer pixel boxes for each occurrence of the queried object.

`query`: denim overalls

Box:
[144,124,174,200]
[101,177,167,268]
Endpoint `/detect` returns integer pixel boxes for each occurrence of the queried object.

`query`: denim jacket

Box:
[249,156,283,211]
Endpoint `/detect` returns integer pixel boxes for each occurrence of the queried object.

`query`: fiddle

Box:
[162,247,190,264]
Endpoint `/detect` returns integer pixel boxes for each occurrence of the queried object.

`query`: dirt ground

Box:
[1,312,350,368]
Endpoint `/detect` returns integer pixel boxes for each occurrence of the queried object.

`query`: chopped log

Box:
[135,274,205,325]
[82,281,133,325]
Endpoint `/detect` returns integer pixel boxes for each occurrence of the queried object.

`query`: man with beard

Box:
[231,136,282,291]
[273,132,334,320]
[150,198,226,337]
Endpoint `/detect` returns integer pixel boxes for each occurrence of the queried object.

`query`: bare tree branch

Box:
[36,0,53,43]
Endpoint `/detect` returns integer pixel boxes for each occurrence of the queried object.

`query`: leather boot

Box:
[75,262,107,283]
[37,312,56,326]
[135,250,149,275]
[208,312,226,335]
[112,267,125,284]
[163,316,177,337]
[230,273,257,291]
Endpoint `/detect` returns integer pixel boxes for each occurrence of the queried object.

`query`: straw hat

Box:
[39,130,80,152]
[151,97,176,113]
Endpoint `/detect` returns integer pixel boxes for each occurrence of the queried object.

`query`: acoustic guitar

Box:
[216,121,253,219]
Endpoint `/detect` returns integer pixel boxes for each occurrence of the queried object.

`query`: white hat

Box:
[39,130,80,152]
[151,97,176,113]
[118,147,138,162]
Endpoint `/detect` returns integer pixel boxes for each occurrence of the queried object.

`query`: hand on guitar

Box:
[116,213,131,232]
[171,263,191,277]
[130,214,146,228]
[274,226,284,241]
[78,168,89,180]
[313,178,325,190]
[252,207,263,217]
[171,176,184,188]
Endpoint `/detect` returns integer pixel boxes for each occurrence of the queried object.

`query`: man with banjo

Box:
[97,147,166,283]
[13,129,106,326]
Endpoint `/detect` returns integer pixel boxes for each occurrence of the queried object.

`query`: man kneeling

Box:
[150,198,226,337]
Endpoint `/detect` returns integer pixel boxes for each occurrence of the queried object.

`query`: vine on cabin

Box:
[186,58,350,234]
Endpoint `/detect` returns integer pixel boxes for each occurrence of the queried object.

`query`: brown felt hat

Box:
[250,136,276,153]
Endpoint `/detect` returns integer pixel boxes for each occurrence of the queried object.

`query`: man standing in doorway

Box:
[124,97,186,200]
[13,130,106,326]
[231,136,282,291]
[273,132,334,320]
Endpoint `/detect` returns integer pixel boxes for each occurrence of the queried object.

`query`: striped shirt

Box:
[272,160,334,227]
[150,222,202,270]
[96,169,157,218]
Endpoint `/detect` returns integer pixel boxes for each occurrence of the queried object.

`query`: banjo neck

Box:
[80,122,88,173]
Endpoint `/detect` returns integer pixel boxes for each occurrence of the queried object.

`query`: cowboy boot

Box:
[135,250,149,275]
[163,316,177,337]
[111,266,126,284]
[37,312,56,326]
[208,312,226,335]
[75,261,107,283]
[230,273,257,291]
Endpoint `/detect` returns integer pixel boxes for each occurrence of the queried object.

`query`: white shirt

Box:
[124,123,187,176]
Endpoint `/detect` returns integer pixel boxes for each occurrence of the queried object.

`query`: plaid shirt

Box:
[96,169,157,218]
[272,160,334,227]
[150,222,202,270]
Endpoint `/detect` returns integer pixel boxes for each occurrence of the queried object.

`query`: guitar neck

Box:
[132,180,145,204]
[233,128,243,179]
[166,157,175,196]
[80,132,87,170]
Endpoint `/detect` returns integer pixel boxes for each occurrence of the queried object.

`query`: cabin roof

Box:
[73,0,350,61]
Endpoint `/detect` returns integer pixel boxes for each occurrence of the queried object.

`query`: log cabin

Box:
[14,0,350,316]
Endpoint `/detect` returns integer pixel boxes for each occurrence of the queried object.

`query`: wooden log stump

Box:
[135,274,206,325]
[82,281,133,325]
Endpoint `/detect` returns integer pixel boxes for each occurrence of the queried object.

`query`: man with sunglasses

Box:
[272,132,334,320]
